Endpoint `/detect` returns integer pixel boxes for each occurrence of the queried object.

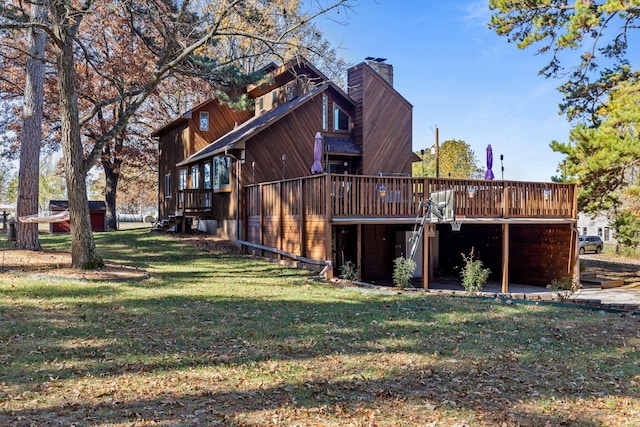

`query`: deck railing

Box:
[177,189,211,212]
[243,175,576,220]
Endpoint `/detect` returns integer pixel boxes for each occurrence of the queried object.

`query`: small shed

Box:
[49,200,107,233]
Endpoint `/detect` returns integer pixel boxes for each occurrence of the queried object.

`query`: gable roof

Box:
[247,56,331,97]
[150,98,209,137]
[177,82,354,167]
[49,200,107,211]
[152,56,333,138]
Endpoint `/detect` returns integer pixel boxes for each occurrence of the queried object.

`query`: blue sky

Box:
[317,0,572,182]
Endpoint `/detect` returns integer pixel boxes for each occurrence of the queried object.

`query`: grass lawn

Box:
[1,229,639,426]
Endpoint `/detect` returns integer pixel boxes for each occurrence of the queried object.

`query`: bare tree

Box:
[15,0,47,250]
[1,0,352,268]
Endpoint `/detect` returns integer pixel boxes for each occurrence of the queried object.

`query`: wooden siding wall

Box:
[509,224,574,286]
[158,123,189,218]
[189,100,253,155]
[361,224,394,280]
[348,64,412,176]
[245,176,328,261]
[240,96,325,185]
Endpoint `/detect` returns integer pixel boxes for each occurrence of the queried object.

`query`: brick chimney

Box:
[364,57,393,86]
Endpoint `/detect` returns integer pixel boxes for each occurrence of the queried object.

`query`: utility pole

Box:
[435,126,440,178]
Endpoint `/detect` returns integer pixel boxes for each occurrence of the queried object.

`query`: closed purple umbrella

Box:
[485,144,495,180]
[311,132,323,174]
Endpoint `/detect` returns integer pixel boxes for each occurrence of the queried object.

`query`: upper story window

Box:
[204,162,212,189]
[333,104,350,131]
[191,165,199,189]
[214,156,231,192]
[164,173,171,198]
[322,95,328,130]
[199,111,209,131]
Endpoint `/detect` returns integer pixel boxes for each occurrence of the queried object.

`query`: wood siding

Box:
[239,94,327,185]
[189,100,253,155]
[348,64,412,176]
[245,176,329,261]
[158,123,189,219]
[509,224,574,286]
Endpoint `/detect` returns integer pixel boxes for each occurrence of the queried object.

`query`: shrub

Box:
[547,276,579,300]
[393,257,416,288]
[339,260,360,282]
[460,248,490,294]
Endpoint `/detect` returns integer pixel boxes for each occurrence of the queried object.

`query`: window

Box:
[164,173,171,198]
[333,104,350,131]
[322,95,327,130]
[214,156,231,191]
[191,165,199,189]
[256,97,264,113]
[199,111,209,131]
[204,162,212,189]
[582,227,587,235]
[203,162,212,207]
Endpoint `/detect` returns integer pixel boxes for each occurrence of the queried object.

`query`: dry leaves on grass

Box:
[0,249,148,281]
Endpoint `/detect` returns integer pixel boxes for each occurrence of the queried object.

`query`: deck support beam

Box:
[421,224,434,288]
[502,223,509,293]
[356,224,362,275]
[324,174,333,278]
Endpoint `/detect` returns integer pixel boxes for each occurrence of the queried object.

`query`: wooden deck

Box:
[177,175,578,287]
[241,174,577,220]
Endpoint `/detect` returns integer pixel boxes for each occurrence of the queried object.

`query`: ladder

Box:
[407,198,444,262]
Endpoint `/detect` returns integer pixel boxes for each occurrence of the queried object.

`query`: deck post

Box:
[573,225,580,287]
[278,181,283,260]
[324,174,333,278]
[502,223,509,293]
[421,224,432,288]
[258,185,264,257]
[356,224,362,275]
[299,179,305,258]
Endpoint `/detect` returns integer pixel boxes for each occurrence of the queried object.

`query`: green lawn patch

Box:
[0,229,638,426]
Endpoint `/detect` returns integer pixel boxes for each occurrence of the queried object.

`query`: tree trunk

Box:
[103,149,121,231]
[53,11,103,269]
[16,2,47,250]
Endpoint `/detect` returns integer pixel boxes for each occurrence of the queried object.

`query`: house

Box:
[577,212,617,245]
[49,200,107,233]
[153,56,579,290]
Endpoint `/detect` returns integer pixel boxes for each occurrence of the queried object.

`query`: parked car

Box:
[579,235,603,254]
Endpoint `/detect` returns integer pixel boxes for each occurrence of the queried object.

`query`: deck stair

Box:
[151,214,184,232]
[580,271,624,289]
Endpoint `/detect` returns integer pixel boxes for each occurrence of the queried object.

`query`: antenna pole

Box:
[435,127,440,179]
